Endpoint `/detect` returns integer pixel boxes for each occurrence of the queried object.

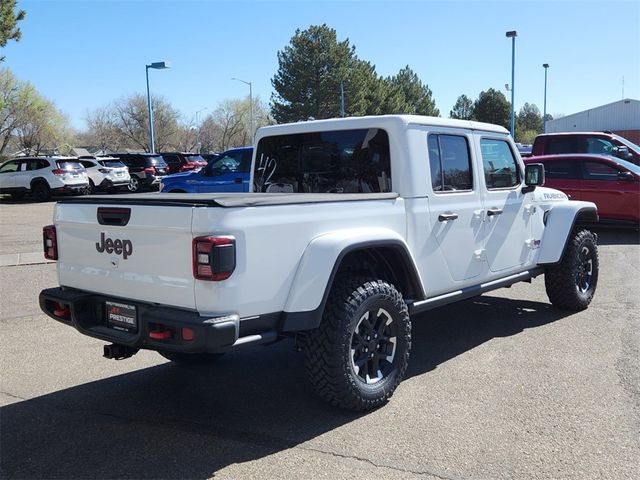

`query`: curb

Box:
[0,252,55,267]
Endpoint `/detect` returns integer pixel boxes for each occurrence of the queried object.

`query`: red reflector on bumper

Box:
[149,330,173,340]
[53,302,70,319]
[181,327,194,341]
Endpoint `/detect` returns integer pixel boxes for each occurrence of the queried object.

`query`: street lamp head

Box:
[505,30,517,38]
[148,61,171,69]
[543,63,549,69]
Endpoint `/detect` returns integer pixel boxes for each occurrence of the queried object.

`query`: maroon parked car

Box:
[525,154,640,226]
[159,152,208,174]
[532,132,640,165]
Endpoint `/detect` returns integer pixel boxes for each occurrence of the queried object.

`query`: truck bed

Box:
[59,192,399,208]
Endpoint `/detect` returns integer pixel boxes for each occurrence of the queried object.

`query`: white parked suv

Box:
[40,115,600,410]
[0,156,89,201]
[77,157,131,193]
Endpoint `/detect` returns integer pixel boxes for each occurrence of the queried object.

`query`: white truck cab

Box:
[40,115,599,411]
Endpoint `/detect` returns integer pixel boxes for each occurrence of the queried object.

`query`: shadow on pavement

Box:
[592,227,640,246]
[0,295,571,479]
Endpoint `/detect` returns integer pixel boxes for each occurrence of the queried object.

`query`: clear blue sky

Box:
[5,0,639,130]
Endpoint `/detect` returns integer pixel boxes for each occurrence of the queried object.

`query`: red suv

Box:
[532,132,640,165]
[525,154,640,226]
[159,152,208,174]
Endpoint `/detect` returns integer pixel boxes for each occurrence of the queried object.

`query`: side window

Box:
[0,160,20,173]
[542,160,581,179]
[26,159,43,171]
[211,155,240,173]
[546,137,580,154]
[585,138,615,155]
[480,138,520,189]
[164,154,179,165]
[583,161,619,180]
[428,134,473,192]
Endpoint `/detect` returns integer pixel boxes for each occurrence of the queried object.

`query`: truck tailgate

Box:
[55,202,196,309]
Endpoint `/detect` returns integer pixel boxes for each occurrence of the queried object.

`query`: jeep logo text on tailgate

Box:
[96,233,133,259]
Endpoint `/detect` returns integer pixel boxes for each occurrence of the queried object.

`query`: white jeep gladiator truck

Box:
[40,115,599,411]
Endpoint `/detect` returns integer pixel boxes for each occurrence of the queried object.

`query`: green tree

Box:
[450,94,474,120]
[516,102,542,133]
[14,92,71,155]
[271,24,356,122]
[0,0,25,62]
[473,88,510,130]
[1,68,70,156]
[386,66,439,116]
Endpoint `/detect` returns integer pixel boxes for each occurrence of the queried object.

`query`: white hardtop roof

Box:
[256,114,509,137]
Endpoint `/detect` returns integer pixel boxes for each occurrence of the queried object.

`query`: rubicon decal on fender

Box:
[95,232,133,259]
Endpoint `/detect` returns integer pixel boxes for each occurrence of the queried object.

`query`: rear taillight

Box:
[98,168,110,173]
[143,166,156,174]
[51,169,65,176]
[43,225,58,260]
[192,236,236,281]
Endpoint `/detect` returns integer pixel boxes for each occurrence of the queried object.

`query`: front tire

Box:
[304,277,411,411]
[545,229,599,310]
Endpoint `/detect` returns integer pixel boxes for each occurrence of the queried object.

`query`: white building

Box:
[547,99,640,144]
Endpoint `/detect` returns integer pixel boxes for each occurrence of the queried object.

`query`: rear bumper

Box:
[54,183,88,194]
[39,287,240,353]
[99,178,130,188]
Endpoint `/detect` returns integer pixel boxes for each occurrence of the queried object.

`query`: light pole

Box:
[195,107,207,153]
[232,77,253,141]
[543,63,549,133]
[505,31,517,139]
[145,61,170,153]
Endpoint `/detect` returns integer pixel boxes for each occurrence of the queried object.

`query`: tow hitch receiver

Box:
[103,343,139,360]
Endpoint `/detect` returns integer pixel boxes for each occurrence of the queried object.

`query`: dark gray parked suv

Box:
[113,153,169,192]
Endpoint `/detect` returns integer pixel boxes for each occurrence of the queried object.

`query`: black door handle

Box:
[487,208,503,216]
[438,213,459,222]
[235,177,243,184]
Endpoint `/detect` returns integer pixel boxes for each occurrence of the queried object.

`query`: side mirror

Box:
[617,171,634,182]
[614,146,631,160]
[522,163,545,193]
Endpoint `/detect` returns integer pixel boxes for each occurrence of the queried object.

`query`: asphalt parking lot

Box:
[0,197,638,480]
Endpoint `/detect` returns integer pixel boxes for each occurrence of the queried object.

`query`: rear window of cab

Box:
[254,128,392,193]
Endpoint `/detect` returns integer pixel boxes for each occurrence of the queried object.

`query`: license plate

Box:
[106,301,137,332]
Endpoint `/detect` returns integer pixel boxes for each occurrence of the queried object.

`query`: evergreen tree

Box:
[0,0,25,61]
[271,24,356,122]
[387,66,439,116]
[473,88,510,130]
[450,94,474,120]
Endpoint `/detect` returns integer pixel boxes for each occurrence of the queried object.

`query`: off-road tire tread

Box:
[545,228,598,311]
[304,276,411,411]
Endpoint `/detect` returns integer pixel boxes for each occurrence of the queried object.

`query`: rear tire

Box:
[128,176,140,193]
[545,229,599,311]
[32,182,51,202]
[304,277,411,411]
[158,351,224,365]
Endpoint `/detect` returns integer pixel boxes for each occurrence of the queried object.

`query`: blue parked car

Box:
[159,147,253,193]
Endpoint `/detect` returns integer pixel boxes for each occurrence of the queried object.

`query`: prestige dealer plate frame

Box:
[106,300,137,332]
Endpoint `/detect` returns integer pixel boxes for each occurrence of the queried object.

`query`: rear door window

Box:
[546,137,580,154]
[428,134,473,192]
